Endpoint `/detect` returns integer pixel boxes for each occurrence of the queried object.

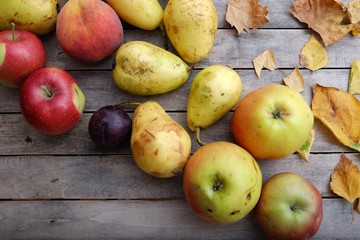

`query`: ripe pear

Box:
[131,100,192,178]
[187,65,242,140]
[106,0,163,31]
[0,0,60,35]
[113,41,192,95]
[164,0,218,63]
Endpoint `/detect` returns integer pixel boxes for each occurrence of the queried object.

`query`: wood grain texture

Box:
[0,199,358,239]
[41,29,359,71]
[0,0,359,238]
[0,153,358,200]
[0,111,353,155]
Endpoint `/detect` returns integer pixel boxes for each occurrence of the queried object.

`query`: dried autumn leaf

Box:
[311,84,360,152]
[226,0,269,35]
[289,0,360,46]
[348,0,360,36]
[296,129,315,162]
[283,65,305,92]
[330,153,360,223]
[253,49,276,78]
[299,35,328,71]
[348,60,360,95]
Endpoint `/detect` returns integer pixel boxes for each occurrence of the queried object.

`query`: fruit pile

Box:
[0,0,324,239]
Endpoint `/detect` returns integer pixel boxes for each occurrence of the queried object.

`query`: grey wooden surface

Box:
[0,0,359,239]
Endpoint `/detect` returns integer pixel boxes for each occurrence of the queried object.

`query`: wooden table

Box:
[1,0,360,239]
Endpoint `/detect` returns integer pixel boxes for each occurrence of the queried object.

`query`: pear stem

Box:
[196,127,207,146]
[11,23,16,41]
[159,21,168,50]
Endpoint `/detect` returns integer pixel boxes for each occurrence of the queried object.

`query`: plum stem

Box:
[116,102,142,108]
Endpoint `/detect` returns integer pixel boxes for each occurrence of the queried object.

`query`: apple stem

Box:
[196,127,207,146]
[11,22,16,41]
[40,85,53,98]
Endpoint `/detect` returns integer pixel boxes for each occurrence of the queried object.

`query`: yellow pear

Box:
[0,0,60,35]
[113,41,192,95]
[131,101,191,178]
[106,0,163,31]
[187,65,242,133]
[164,0,218,63]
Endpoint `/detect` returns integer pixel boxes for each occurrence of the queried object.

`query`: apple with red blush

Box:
[20,67,86,135]
[0,23,46,88]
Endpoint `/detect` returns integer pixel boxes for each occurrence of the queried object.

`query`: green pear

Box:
[0,0,60,35]
[113,41,192,95]
[164,0,218,63]
[106,0,163,31]
[131,100,192,178]
[187,65,242,136]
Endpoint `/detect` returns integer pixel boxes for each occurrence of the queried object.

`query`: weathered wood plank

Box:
[0,199,357,239]
[0,110,352,155]
[57,0,305,30]
[0,68,354,113]
[41,28,359,70]
[0,153,357,199]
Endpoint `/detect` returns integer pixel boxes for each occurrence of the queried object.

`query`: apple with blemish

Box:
[183,141,262,224]
[20,67,85,135]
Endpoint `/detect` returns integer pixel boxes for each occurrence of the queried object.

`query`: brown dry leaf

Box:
[311,84,360,152]
[348,60,360,95]
[289,0,360,46]
[299,35,328,71]
[253,49,276,78]
[226,0,269,35]
[296,129,315,162]
[283,65,305,92]
[330,153,360,223]
[348,0,360,36]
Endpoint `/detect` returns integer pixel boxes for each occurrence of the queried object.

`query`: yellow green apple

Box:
[231,84,314,160]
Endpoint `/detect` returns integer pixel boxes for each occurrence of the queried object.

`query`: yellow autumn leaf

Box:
[296,129,315,162]
[299,35,328,71]
[311,84,360,152]
[283,65,305,92]
[348,0,360,36]
[253,49,276,78]
[226,0,269,35]
[289,0,360,46]
[348,60,360,95]
[330,153,360,223]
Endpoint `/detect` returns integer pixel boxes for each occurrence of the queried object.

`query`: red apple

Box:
[0,23,46,88]
[56,0,124,63]
[255,172,323,240]
[20,67,86,135]
[231,84,314,160]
